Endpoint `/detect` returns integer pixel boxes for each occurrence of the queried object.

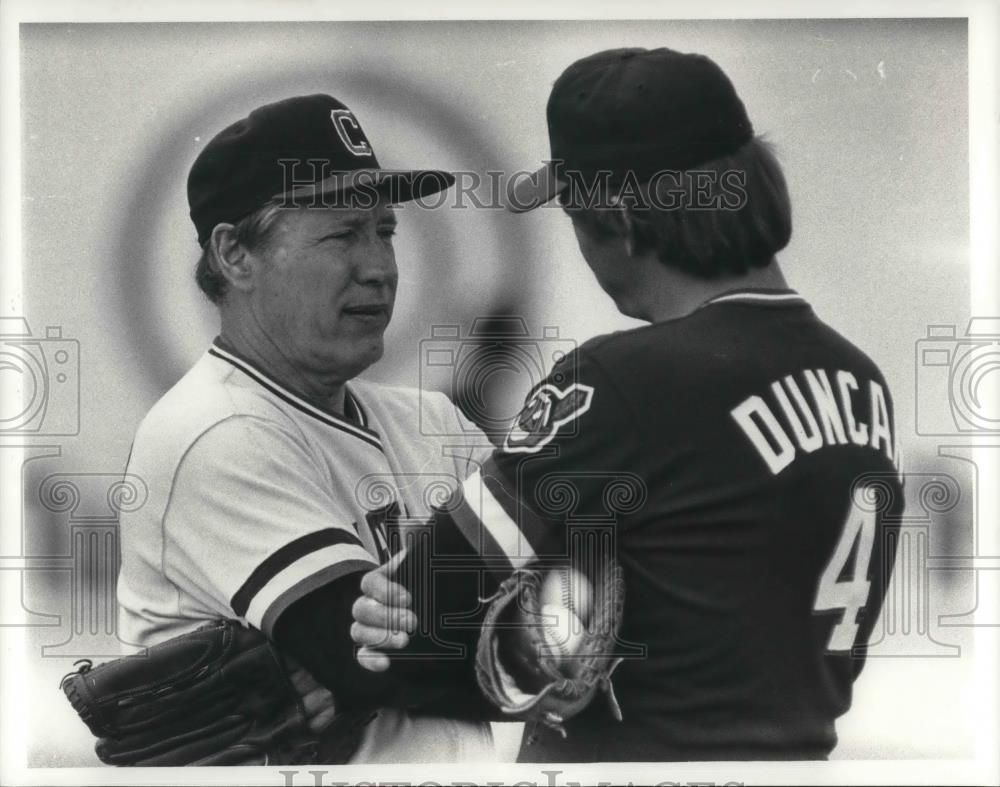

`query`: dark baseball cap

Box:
[188,93,456,245]
[507,47,754,212]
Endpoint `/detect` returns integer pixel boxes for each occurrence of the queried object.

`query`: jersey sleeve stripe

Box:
[231,528,367,617]
[446,494,521,568]
[460,468,537,569]
[479,457,562,555]
[259,557,375,638]
[244,543,377,632]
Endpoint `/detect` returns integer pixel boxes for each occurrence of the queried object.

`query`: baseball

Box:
[539,603,587,664]
[539,567,593,624]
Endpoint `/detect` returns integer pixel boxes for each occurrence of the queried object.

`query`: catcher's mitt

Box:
[60,619,370,766]
[475,563,625,739]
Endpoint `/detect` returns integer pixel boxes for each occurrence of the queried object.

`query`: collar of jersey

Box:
[699,287,807,309]
[208,338,383,453]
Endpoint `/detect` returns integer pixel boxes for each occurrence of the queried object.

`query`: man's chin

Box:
[304,336,384,381]
[362,340,385,368]
[342,340,385,379]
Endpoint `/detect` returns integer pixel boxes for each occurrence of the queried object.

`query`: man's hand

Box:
[350,549,417,672]
[285,658,337,734]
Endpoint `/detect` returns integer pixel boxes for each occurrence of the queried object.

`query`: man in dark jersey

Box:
[350,47,905,762]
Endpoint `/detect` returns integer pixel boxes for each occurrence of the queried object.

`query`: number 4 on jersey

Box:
[813,491,878,652]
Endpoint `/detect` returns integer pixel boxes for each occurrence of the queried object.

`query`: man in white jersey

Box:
[116,94,495,762]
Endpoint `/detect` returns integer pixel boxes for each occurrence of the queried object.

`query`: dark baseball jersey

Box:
[414,287,904,761]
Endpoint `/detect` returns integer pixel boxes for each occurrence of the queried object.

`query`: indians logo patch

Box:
[502,382,595,454]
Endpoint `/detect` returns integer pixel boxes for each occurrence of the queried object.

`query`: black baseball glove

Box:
[60,619,370,766]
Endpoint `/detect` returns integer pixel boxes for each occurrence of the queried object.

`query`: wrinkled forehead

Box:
[281,201,397,232]
[324,202,396,224]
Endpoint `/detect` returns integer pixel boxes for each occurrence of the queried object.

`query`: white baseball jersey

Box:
[118,338,495,762]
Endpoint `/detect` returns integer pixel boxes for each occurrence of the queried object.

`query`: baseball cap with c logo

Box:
[187,93,455,245]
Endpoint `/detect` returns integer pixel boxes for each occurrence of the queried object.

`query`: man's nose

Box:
[355,245,397,287]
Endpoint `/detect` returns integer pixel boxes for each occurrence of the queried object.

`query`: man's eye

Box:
[323,231,353,242]
[378,228,397,239]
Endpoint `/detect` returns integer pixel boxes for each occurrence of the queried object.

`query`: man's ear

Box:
[619,208,642,258]
[208,223,255,293]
